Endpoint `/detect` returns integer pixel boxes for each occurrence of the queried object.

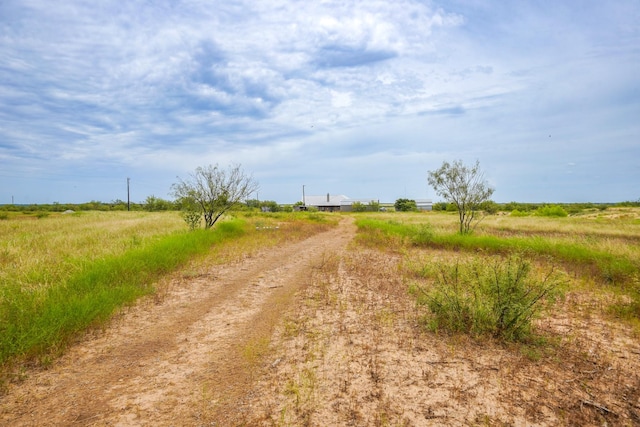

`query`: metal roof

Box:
[303,194,350,206]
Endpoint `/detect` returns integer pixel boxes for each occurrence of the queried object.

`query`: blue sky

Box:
[1,0,638,204]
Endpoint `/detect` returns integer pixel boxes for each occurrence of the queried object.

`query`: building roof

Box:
[340,198,379,206]
[304,194,349,207]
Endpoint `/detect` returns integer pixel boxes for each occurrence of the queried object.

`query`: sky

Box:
[1,0,639,205]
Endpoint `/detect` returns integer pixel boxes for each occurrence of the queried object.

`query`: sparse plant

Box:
[181,209,202,230]
[411,255,564,341]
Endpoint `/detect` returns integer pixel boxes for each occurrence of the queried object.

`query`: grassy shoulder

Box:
[0,211,337,374]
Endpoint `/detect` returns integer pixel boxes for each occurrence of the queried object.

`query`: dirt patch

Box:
[1,216,639,426]
[243,249,640,426]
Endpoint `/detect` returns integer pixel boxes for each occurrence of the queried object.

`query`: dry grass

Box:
[241,212,640,426]
[0,211,185,291]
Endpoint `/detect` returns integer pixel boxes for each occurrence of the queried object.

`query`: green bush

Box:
[535,205,568,217]
[394,198,417,212]
[181,210,202,230]
[410,255,564,341]
[410,224,435,245]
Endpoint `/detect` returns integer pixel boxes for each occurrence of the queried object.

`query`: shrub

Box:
[410,224,435,245]
[394,198,417,212]
[535,205,568,217]
[181,210,202,230]
[410,255,564,341]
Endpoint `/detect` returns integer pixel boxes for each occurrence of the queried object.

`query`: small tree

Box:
[427,160,494,234]
[395,198,417,212]
[171,163,259,229]
[144,195,174,212]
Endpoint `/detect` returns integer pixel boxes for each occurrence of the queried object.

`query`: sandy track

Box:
[0,218,356,426]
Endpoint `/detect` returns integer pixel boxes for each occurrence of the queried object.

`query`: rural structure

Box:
[299,193,432,212]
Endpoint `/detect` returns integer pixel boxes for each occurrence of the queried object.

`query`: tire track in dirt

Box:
[0,217,356,426]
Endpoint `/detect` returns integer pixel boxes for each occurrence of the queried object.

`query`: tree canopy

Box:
[394,198,417,212]
[171,163,258,229]
[428,159,494,234]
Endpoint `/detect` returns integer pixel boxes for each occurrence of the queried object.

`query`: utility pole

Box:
[302,185,306,207]
[127,177,130,211]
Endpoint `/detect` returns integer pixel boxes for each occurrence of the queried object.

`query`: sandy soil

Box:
[1,217,639,426]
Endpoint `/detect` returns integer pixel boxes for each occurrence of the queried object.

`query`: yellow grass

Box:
[0,211,185,292]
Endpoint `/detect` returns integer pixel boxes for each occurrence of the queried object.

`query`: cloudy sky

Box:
[1,0,638,204]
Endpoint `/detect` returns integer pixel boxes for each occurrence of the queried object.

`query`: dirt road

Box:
[3,215,640,426]
[0,218,356,426]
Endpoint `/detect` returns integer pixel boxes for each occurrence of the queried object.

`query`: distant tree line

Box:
[2,198,638,215]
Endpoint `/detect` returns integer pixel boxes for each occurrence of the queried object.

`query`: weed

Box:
[242,336,270,368]
[285,368,316,413]
[412,255,565,341]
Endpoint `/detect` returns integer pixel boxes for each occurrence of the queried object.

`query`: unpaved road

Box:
[3,216,640,426]
[0,218,356,426]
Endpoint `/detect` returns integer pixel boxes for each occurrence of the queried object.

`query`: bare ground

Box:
[1,217,639,426]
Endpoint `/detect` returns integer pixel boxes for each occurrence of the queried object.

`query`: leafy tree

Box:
[260,200,281,212]
[144,195,174,211]
[368,200,381,212]
[394,198,417,212]
[171,163,259,229]
[480,200,499,215]
[352,202,367,212]
[245,199,280,212]
[245,199,261,209]
[427,159,494,234]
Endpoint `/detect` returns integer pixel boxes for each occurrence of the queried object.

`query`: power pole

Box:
[127,177,130,211]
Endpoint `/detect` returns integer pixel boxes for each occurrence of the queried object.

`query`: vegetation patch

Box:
[0,219,247,367]
[355,218,639,286]
[409,255,565,341]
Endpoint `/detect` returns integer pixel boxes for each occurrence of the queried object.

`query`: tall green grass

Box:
[355,218,639,285]
[0,219,246,366]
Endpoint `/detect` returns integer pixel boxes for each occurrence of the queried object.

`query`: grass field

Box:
[355,208,640,329]
[2,208,639,424]
[0,210,335,373]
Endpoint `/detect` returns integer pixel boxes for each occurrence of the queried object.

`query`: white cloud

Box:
[0,0,638,203]
[330,91,352,108]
